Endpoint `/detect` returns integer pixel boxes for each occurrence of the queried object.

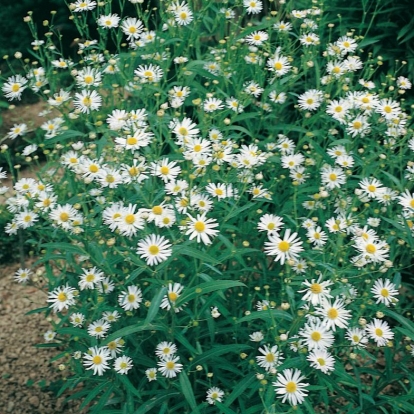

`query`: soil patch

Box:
[0,262,84,414]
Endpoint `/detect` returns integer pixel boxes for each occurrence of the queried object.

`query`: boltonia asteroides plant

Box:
[1,0,414,412]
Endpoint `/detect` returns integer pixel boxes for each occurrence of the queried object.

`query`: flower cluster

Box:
[1,0,414,411]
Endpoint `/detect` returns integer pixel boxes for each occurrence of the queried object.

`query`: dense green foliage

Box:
[1,0,414,413]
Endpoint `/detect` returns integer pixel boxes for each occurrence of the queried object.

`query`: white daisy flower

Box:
[256,345,284,371]
[83,346,111,376]
[307,349,335,374]
[206,387,224,405]
[299,319,335,351]
[345,327,368,348]
[264,229,303,265]
[136,234,172,266]
[157,355,183,378]
[371,279,398,306]
[118,285,143,311]
[273,369,309,406]
[114,355,133,374]
[47,284,77,312]
[365,318,394,346]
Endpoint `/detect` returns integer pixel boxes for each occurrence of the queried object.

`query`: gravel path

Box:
[0,262,84,414]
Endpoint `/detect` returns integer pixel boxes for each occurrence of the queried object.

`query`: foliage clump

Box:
[1,0,414,413]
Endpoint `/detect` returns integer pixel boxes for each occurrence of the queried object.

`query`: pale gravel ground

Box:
[0,262,84,414]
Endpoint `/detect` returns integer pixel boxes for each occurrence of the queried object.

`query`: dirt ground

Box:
[0,261,84,414]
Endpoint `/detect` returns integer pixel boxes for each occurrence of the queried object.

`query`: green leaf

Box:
[179,373,200,413]
[105,323,165,342]
[25,306,49,316]
[118,374,141,398]
[45,130,85,145]
[383,309,414,335]
[88,242,106,266]
[237,309,293,323]
[80,381,111,409]
[57,377,81,398]
[34,343,60,348]
[215,402,238,414]
[173,330,199,355]
[41,242,86,255]
[223,202,255,221]
[173,244,218,264]
[134,392,180,414]
[224,373,256,406]
[175,280,246,307]
[144,286,167,325]
[189,344,249,368]
[56,327,90,339]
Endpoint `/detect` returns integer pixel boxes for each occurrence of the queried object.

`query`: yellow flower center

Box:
[127,294,136,303]
[86,274,95,282]
[57,292,67,302]
[353,121,362,129]
[367,184,376,193]
[60,212,69,222]
[84,75,94,84]
[265,353,275,362]
[285,381,297,393]
[12,84,20,92]
[152,205,163,215]
[166,361,175,370]
[89,164,99,173]
[160,166,170,175]
[178,126,188,136]
[149,245,159,255]
[108,341,117,350]
[168,292,178,302]
[278,241,290,252]
[106,174,115,183]
[310,283,322,294]
[384,105,392,114]
[317,358,326,366]
[82,96,92,106]
[194,221,205,232]
[311,331,321,341]
[365,244,376,254]
[274,62,283,71]
[129,166,139,176]
[125,214,135,224]
[380,288,389,297]
[93,355,102,364]
[327,308,338,319]
[375,328,383,337]
[329,173,337,181]
[127,137,138,145]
